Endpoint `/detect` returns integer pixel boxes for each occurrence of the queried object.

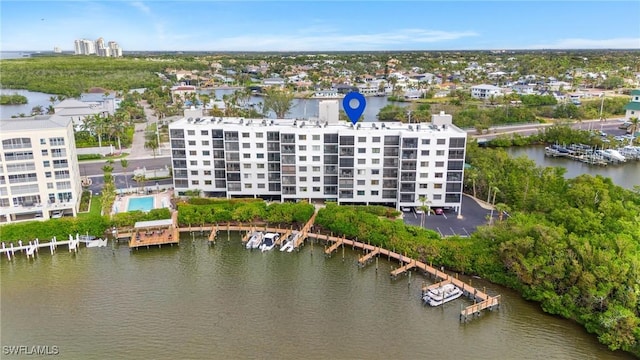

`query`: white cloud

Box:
[130,1,151,15]
[527,37,640,49]
[195,29,479,51]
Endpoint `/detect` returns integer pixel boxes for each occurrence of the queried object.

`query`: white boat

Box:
[422,283,463,306]
[86,238,108,248]
[603,149,626,162]
[259,233,280,252]
[280,231,298,252]
[245,232,264,249]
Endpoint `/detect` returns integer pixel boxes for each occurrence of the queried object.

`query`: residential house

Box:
[470,84,503,99]
[623,89,640,120]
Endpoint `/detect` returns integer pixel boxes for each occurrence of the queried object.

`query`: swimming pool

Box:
[127,196,154,212]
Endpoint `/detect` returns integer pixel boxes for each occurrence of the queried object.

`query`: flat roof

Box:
[0,115,71,132]
[134,218,173,229]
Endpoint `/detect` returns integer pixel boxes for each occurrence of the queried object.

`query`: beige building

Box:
[0,115,82,223]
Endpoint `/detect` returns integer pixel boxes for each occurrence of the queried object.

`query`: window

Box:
[43,161,50,167]
[256,143,264,149]
[358,137,366,142]
[371,190,379,195]
[420,173,428,178]
[357,190,365,196]
[188,140,196,146]
[433,194,442,200]
[299,186,307,192]
[41,150,48,156]
[189,150,197,155]
[357,180,365,185]
[357,159,366,165]
[191,170,199,175]
[190,160,197,166]
[243,164,251,169]
[299,177,307,182]
[419,184,428,189]
[244,174,251,179]
[371,169,379,175]
[45,172,51,178]
[421,139,430,145]
[203,151,210,156]
[299,145,307,151]
[243,153,251,159]
[242,132,250,138]
[299,166,307,172]
[420,161,429,167]
[312,145,321,151]
[202,140,209,146]
[257,164,264,169]
[312,156,320,162]
[243,143,250,148]
[258,184,265,189]
[358,148,366,154]
[437,139,446,145]
[201,130,208,136]
[299,134,307,140]
[255,132,263,138]
[435,161,444,167]
[436,150,445,156]
[205,180,212,185]
[257,173,265,179]
[435,173,443,178]
[313,186,321,192]
[434,183,443,189]
[187,130,195,136]
[192,180,199,185]
[40,139,46,145]
[372,148,380,153]
[204,170,212,176]
[203,160,211,166]
[357,169,366,175]
[245,184,252,189]
[313,176,320,182]
[421,150,430,156]
[312,135,320,140]
[372,159,380,164]
[47,183,54,189]
[299,156,307,161]
[371,180,379,185]
[257,153,264,159]
[372,137,380,143]
[49,137,64,146]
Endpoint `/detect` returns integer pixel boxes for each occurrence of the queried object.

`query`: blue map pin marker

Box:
[343,92,366,125]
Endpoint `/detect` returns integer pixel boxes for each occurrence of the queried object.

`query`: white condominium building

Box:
[169,102,467,213]
[0,115,83,223]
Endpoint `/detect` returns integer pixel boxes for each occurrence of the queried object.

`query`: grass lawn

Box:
[78,194,102,219]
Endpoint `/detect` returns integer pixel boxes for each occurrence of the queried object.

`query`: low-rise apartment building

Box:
[169,102,467,214]
[0,115,83,223]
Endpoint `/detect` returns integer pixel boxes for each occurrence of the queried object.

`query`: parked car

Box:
[434,208,444,215]
[414,208,424,215]
[51,211,63,219]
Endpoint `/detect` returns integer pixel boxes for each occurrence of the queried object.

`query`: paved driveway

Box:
[402,195,494,237]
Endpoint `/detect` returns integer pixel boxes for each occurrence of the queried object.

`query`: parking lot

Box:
[402,195,495,237]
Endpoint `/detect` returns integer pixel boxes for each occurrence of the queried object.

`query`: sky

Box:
[1,1,639,52]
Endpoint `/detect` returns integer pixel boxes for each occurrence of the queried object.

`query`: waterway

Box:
[0,233,633,359]
[507,146,640,190]
[0,89,55,118]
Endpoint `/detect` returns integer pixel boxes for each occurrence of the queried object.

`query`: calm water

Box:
[507,146,640,190]
[1,233,633,359]
[0,89,55,118]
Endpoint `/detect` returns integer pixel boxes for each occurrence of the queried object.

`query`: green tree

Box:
[120,159,129,189]
[262,87,294,118]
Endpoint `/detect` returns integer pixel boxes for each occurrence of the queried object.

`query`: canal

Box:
[0,233,633,359]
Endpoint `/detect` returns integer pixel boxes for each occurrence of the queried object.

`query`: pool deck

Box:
[113,191,173,215]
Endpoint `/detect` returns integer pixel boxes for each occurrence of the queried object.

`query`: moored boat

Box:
[422,283,463,306]
[259,233,280,252]
[245,232,264,249]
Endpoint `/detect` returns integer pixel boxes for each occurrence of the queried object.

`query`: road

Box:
[468,118,628,140]
[79,157,171,177]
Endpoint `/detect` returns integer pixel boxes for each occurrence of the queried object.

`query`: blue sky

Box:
[1,1,639,51]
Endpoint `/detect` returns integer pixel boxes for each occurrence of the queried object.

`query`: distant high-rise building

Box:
[73,37,122,57]
[53,46,62,53]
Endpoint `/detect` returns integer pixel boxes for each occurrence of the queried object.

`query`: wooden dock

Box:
[324,238,343,255]
[1,236,81,260]
[294,211,317,249]
[129,215,179,249]
[305,233,500,321]
[357,247,380,266]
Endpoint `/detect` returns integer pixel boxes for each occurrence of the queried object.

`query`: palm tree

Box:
[133,173,146,194]
[82,113,107,148]
[31,105,44,116]
[145,137,159,158]
[120,159,129,189]
[495,203,510,222]
[418,195,431,228]
[628,117,639,138]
